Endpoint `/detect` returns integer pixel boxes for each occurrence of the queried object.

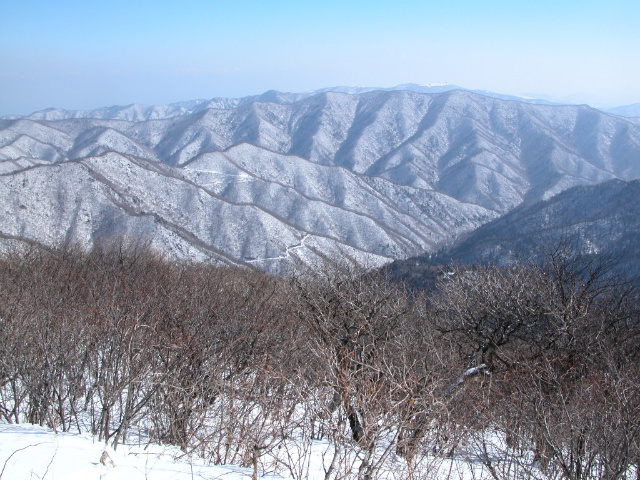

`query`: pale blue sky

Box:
[1,0,639,115]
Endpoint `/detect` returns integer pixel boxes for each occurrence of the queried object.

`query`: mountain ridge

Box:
[1,88,639,271]
[437,178,640,265]
[2,83,598,123]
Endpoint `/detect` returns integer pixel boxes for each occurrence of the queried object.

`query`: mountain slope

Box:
[434,178,640,276]
[1,89,639,270]
[0,149,492,270]
[605,103,640,118]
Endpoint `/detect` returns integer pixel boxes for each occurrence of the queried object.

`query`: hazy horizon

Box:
[1,0,639,116]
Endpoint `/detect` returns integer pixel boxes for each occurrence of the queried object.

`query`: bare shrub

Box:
[432,250,640,480]
[291,261,454,479]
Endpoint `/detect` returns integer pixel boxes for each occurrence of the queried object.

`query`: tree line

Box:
[0,242,638,480]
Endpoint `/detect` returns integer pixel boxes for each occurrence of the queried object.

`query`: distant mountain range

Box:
[387,179,640,287]
[1,87,639,272]
[0,84,580,120]
[437,178,640,264]
[7,84,638,123]
[605,103,640,118]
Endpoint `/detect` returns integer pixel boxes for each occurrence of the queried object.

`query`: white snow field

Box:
[0,423,265,480]
[0,422,502,480]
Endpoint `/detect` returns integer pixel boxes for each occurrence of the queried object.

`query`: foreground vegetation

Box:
[0,243,638,480]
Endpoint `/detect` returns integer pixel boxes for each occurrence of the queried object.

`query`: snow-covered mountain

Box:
[13,90,311,122]
[433,178,640,273]
[3,84,560,123]
[605,103,640,118]
[1,88,639,271]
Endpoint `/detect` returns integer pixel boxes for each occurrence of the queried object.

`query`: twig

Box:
[41,445,58,479]
[0,442,50,479]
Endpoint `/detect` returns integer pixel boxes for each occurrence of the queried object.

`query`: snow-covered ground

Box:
[0,423,266,480]
[0,423,492,480]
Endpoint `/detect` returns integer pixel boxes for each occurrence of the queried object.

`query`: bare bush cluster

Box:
[0,242,638,480]
[432,248,640,480]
